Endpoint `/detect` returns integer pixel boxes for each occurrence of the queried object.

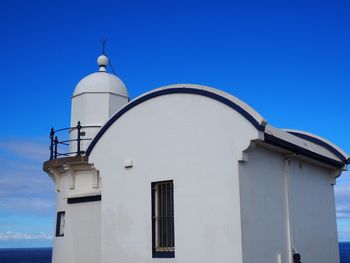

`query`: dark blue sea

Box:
[0,248,52,263]
[0,244,349,262]
[340,242,350,263]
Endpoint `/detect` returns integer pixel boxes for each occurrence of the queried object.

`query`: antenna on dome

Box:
[100,38,107,55]
[99,38,117,75]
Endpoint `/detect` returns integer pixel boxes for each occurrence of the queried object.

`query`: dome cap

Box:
[73,54,128,98]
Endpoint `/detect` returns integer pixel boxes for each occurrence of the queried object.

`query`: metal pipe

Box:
[50,128,55,160]
[50,128,54,160]
[76,121,82,156]
[284,157,294,263]
[54,136,58,159]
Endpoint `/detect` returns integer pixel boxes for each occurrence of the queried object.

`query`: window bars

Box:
[152,180,175,258]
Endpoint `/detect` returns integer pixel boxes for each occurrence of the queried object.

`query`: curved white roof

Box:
[86,84,267,155]
[282,129,350,162]
[132,83,267,128]
[73,71,128,97]
[85,83,348,169]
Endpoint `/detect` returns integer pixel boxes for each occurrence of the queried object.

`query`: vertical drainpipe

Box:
[284,157,294,263]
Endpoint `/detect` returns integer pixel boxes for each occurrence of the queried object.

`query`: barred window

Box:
[151,180,175,258]
[56,211,65,237]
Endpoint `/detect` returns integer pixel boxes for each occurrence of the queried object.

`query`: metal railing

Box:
[49,121,100,160]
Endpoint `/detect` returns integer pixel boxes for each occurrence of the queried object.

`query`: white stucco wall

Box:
[89,93,261,263]
[239,144,340,263]
[52,178,74,263]
[288,158,340,263]
[239,145,289,263]
[50,166,101,263]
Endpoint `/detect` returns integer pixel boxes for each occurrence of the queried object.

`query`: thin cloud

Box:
[0,197,55,214]
[0,138,55,215]
[0,138,56,246]
[0,138,49,162]
[0,231,52,241]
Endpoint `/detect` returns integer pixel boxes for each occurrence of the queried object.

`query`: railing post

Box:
[54,136,58,159]
[77,121,82,156]
[50,128,54,160]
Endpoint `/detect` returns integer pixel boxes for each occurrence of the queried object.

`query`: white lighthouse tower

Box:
[70,54,129,153]
[44,53,129,263]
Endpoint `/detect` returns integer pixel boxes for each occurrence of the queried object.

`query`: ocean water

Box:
[0,244,349,262]
[340,242,350,263]
[0,248,52,263]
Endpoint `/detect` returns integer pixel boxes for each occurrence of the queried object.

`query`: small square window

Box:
[152,180,175,258]
[56,211,65,237]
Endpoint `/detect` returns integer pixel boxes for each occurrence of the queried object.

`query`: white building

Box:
[43,53,349,263]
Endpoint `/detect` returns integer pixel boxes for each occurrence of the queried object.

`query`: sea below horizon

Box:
[0,243,349,262]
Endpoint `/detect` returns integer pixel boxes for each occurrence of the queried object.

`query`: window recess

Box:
[56,211,65,237]
[152,180,175,258]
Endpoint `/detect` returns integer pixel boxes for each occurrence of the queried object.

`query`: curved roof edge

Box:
[283,129,350,164]
[86,84,267,156]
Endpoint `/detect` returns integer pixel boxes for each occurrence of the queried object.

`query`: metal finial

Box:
[98,38,116,75]
[100,38,107,55]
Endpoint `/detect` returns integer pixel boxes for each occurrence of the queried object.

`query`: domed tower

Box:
[70,54,129,153]
[43,53,128,263]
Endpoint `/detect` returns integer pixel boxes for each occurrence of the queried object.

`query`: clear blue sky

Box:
[0,0,349,247]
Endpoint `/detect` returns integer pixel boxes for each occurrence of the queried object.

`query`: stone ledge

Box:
[43,156,89,172]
